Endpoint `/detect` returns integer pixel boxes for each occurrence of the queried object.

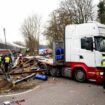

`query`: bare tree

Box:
[21,15,41,54]
[60,0,94,23]
[44,9,72,47]
[44,0,94,47]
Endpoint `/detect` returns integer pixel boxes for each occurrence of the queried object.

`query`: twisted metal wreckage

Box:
[0,56,47,89]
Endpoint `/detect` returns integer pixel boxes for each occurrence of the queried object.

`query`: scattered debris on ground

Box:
[3,99,25,105]
[0,56,48,94]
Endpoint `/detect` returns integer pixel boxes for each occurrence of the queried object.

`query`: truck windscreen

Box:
[95,37,105,52]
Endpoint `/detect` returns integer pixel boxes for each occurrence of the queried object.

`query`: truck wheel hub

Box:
[77,72,84,79]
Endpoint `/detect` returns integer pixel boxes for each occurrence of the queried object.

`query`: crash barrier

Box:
[55,48,64,61]
[12,71,47,87]
[34,74,48,80]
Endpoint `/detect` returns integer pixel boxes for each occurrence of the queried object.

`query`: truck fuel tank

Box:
[62,67,71,78]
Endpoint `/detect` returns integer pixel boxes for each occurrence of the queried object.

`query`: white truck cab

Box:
[65,21,105,67]
[65,21,105,83]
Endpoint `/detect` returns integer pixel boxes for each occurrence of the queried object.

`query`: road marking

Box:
[0,85,40,98]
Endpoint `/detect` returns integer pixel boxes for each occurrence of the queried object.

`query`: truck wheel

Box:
[50,68,60,77]
[74,68,86,82]
[40,63,47,70]
[39,63,48,74]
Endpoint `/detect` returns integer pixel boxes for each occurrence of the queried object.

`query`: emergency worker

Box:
[2,54,11,73]
[101,56,105,91]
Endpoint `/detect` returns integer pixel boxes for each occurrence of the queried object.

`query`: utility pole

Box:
[3,28,7,49]
[38,34,39,54]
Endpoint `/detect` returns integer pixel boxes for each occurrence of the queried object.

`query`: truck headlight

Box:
[100,72,103,75]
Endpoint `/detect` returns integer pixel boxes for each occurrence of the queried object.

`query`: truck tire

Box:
[50,68,60,77]
[38,63,48,74]
[40,63,47,70]
[74,68,86,82]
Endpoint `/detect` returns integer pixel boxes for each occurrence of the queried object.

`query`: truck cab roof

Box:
[65,21,105,38]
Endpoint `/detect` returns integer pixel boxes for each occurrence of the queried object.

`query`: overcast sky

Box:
[0,0,99,45]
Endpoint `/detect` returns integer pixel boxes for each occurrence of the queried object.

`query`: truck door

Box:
[94,37,105,67]
[80,37,95,67]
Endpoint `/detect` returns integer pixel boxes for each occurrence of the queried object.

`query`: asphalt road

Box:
[0,77,105,105]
